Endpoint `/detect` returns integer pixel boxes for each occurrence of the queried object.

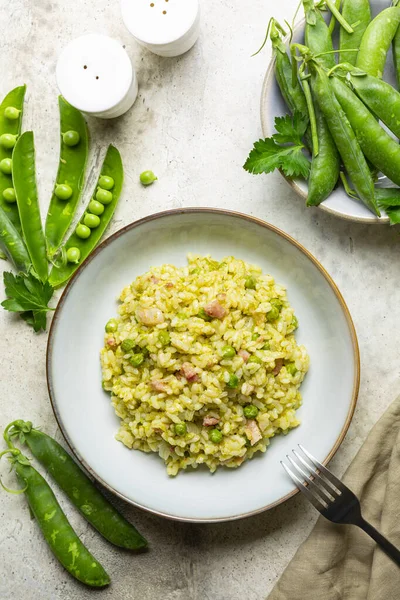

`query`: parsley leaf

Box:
[1,271,54,332]
[244,112,310,179]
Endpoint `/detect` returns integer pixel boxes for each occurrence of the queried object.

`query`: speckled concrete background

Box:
[0,1,399,599]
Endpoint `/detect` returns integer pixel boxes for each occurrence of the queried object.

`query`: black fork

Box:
[282,444,400,566]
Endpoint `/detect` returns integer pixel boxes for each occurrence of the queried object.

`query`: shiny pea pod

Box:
[49,145,123,287]
[310,66,379,216]
[332,76,400,191]
[307,101,340,206]
[45,97,89,257]
[12,424,147,550]
[0,85,26,232]
[339,0,371,65]
[303,0,336,69]
[9,452,110,587]
[0,206,31,271]
[356,6,400,78]
[12,132,48,281]
[345,69,400,138]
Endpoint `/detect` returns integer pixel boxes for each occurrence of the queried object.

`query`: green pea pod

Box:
[0,85,26,232]
[356,6,400,77]
[310,65,379,216]
[345,68,400,138]
[303,0,336,69]
[332,75,400,193]
[49,145,123,288]
[339,0,371,65]
[2,448,110,587]
[393,1,400,88]
[45,97,89,257]
[11,422,147,550]
[0,206,31,272]
[12,132,48,282]
[307,101,340,206]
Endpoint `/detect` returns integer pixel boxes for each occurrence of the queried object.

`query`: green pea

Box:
[227,373,239,388]
[209,429,223,443]
[262,343,270,351]
[291,316,299,330]
[251,333,259,341]
[177,312,187,319]
[0,158,12,174]
[248,355,262,365]
[270,298,283,310]
[66,247,81,264]
[4,106,21,120]
[63,130,80,147]
[174,423,187,436]
[267,306,280,321]
[197,308,211,321]
[121,339,136,352]
[286,362,298,376]
[96,188,113,205]
[105,318,118,333]
[243,404,259,419]
[98,175,114,190]
[75,223,91,239]
[0,134,18,149]
[83,213,101,229]
[158,331,171,346]
[221,345,236,359]
[129,353,144,367]
[140,170,158,186]
[245,276,257,290]
[2,188,16,203]
[88,200,105,216]
[55,184,73,200]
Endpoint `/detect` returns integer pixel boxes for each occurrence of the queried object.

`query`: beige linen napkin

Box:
[268,396,400,600]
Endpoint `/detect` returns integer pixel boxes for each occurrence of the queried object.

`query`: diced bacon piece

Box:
[238,349,250,362]
[273,358,284,376]
[245,419,262,446]
[203,416,220,427]
[106,337,117,348]
[180,362,199,383]
[165,282,174,288]
[150,275,160,284]
[203,300,227,320]
[151,380,167,392]
[136,307,164,326]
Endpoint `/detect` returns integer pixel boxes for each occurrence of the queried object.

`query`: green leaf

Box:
[386,207,400,226]
[1,272,54,332]
[244,111,310,179]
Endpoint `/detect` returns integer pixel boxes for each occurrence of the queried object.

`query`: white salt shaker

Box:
[121,0,200,58]
[56,34,138,119]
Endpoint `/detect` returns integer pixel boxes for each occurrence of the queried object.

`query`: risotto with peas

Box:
[100,255,309,476]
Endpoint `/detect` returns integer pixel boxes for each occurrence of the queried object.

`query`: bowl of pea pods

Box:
[257,0,400,224]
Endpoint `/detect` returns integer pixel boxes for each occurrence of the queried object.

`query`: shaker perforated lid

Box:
[121,0,199,50]
[56,34,134,114]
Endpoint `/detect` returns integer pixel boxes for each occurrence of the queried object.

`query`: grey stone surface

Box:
[1,0,399,598]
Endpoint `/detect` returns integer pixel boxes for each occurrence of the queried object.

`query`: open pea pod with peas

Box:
[45,96,89,258]
[49,144,123,288]
[0,85,26,232]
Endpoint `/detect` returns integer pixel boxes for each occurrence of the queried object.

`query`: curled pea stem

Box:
[324,0,353,33]
[340,172,359,199]
[0,448,28,495]
[328,0,341,34]
[302,79,319,157]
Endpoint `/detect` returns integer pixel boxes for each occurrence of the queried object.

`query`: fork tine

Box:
[292,450,340,498]
[287,455,334,504]
[299,444,344,491]
[281,461,327,512]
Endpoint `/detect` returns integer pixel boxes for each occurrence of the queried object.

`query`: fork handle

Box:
[358,518,400,566]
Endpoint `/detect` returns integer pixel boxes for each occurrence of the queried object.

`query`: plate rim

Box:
[46,207,360,522]
[260,19,389,225]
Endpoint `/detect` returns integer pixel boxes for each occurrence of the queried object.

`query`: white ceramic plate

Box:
[47,209,359,522]
[261,0,392,223]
